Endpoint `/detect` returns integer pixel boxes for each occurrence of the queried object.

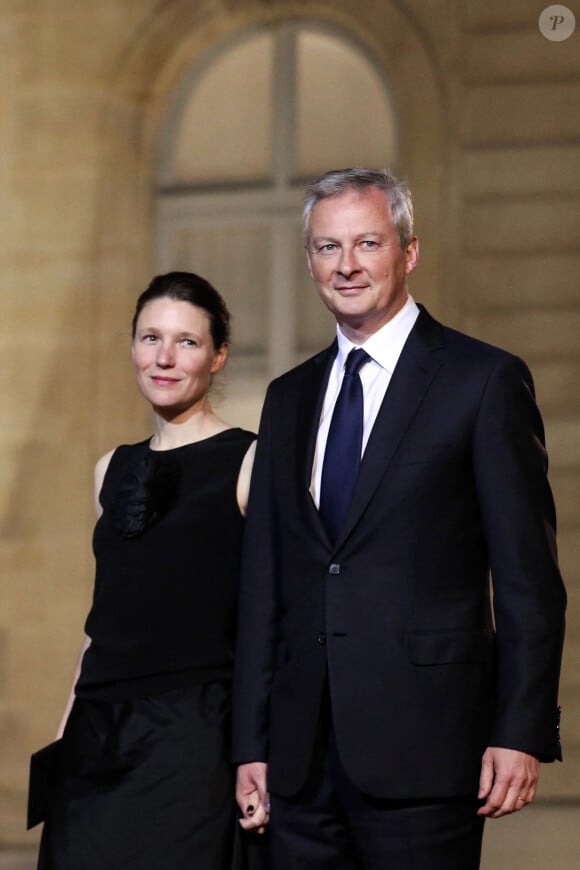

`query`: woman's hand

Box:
[236,762,269,833]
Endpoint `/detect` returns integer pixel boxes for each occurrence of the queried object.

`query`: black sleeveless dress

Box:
[37,429,259,870]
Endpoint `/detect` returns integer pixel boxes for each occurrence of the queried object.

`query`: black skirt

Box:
[37,681,242,870]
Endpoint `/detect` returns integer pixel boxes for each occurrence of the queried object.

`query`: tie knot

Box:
[344,347,370,377]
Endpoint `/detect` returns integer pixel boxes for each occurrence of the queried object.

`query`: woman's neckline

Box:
[147,426,242,453]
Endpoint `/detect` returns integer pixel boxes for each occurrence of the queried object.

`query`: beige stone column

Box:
[448,0,580,797]
[0,1,154,845]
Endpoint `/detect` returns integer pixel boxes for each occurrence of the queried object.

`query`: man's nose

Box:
[337,246,359,276]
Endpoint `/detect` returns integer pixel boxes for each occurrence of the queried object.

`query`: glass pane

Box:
[161,223,270,354]
[296,30,397,176]
[169,32,273,184]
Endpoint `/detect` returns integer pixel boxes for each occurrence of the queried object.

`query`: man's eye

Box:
[360,240,378,249]
[180,338,197,347]
[142,334,157,342]
[317,244,338,255]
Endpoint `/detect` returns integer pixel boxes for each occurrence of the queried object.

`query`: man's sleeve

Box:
[232,385,279,764]
[473,354,566,760]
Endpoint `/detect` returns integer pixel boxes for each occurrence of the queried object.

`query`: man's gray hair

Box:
[303,167,414,250]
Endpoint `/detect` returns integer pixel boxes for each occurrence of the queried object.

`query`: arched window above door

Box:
[160,24,396,189]
[161,33,274,186]
[157,21,397,424]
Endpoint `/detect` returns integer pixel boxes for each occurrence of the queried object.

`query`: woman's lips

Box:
[151,376,180,386]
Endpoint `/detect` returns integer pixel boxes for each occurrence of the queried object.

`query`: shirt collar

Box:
[335,295,420,373]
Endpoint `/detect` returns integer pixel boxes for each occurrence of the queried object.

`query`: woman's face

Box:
[132,297,227,418]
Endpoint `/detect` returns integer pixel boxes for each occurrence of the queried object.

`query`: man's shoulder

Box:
[418,305,520,367]
[443,323,513,361]
[268,343,335,391]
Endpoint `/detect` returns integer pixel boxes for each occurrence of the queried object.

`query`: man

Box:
[233,168,565,868]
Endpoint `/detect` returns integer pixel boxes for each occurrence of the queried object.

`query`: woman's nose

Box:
[156,343,175,367]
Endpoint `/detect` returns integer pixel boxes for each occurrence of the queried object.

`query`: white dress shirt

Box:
[310,295,420,508]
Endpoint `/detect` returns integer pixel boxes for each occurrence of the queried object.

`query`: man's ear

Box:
[404,237,419,276]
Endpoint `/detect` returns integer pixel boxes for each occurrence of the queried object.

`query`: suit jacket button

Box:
[317,633,327,645]
[329,563,341,575]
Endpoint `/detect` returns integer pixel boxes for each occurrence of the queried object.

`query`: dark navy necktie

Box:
[319,348,370,542]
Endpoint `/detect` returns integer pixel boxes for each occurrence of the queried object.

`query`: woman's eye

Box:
[142,334,157,343]
[179,338,197,347]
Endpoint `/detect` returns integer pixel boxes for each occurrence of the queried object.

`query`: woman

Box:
[34,272,267,869]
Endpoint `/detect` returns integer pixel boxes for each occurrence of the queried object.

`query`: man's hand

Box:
[478,747,540,818]
[236,762,270,833]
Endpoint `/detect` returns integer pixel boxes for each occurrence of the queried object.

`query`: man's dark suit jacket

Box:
[233,306,566,800]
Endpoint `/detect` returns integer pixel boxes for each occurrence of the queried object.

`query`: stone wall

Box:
[450,0,580,798]
[0,0,578,847]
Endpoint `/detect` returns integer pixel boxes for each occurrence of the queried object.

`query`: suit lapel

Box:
[335,308,445,548]
[295,342,337,537]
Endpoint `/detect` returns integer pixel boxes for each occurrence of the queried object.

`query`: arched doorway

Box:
[156,21,398,425]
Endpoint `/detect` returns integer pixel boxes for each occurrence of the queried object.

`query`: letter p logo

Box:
[539,5,576,41]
